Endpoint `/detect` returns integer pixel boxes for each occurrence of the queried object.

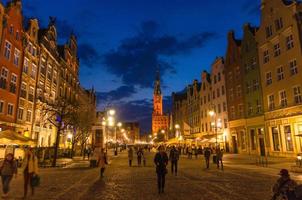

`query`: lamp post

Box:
[209,110,221,148]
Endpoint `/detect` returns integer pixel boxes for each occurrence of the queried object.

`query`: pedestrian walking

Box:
[97,148,108,178]
[87,148,91,160]
[137,148,143,166]
[22,148,39,199]
[128,147,134,167]
[0,153,17,198]
[216,148,224,170]
[272,169,298,200]
[204,147,211,169]
[169,146,179,176]
[194,147,198,159]
[143,154,146,167]
[154,146,168,194]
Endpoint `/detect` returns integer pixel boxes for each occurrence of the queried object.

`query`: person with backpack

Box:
[154,146,168,194]
[272,169,298,200]
[22,148,39,199]
[0,153,17,198]
[169,146,179,176]
[97,148,108,178]
[204,147,211,169]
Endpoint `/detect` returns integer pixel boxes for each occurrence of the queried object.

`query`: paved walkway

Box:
[2,151,301,200]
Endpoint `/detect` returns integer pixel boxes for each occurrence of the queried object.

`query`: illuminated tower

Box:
[152,71,169,136]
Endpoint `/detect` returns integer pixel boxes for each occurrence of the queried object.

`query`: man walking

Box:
[137,148,143,166]
[169,146,179,176]
[154,146,168,194]
[204,147,211,169]
[216,148,224,170]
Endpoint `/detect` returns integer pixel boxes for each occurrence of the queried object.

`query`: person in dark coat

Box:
[272,169,298,200]
[154,146,168,194]
[204,147,211,169]
[216,148,224,170]
[137,149,143,166]
[169,146,179,176]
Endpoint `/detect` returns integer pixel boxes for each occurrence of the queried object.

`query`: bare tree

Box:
[41,97,78,167]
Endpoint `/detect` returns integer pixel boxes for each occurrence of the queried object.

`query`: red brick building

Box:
[0,1,23,131]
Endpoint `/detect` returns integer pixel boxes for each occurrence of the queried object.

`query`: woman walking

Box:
[154,146,168,194]
[98,148,108,178]
[0,153,17,198]
[22,148,39,199]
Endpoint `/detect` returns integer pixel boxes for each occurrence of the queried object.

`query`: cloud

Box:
[96,85,137,102]
[78,43,100,67]
[103,20,217,88]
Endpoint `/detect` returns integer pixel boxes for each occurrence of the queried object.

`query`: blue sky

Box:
[6,0,260,133]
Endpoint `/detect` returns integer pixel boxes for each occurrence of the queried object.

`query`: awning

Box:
[0,130,36,146]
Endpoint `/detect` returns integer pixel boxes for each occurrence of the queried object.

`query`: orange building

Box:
[0,1,23,131]
[152,72,169,137]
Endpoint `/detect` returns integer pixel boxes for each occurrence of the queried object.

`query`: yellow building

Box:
[257,0,302,157]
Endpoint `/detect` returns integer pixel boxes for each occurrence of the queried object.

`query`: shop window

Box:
[284,125,293,151]
[272,127,280,151]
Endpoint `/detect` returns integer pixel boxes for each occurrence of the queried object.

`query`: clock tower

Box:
[152,71,169,136]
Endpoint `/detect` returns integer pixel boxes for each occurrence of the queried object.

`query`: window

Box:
[231,106,235,119]
[217,88,220,97]
[18,108,23,120]
[290,60,298,76]
[218,72,221,81]
[9,74,17,93]
[212,91,215,99]
[0,101,3,113]
[238,104,244,117]
[40,60,46,76]
[286,35,294,50]
[241,131,246,150]
[222,86,225,95]
[204,96,206,104]
[246,82,251,94]
[253,79,259,91]
[23,58,29,74]
[47,65,52,80]
[13,49,20,66]
[237,85,241,97]
[4,41,11,60]
[224,119,228,128]
[229,88,234,100]
[16,31,19,40]
[7,104,13,116]
[275,18,283,30]
[266,72,272,85]
[223,102,227,112]
[250,129,256,150]
[279,90,287,107]
[20,82,27,98]
[53,71,57,85]
[268,94,275,110]
[293,86,302,104]
[32,47,36,56]
[218,104,221,113]
[248,102,253,115]
[272,127,280,151]
[0,67,8,89]
[9,25,13,34]
[214,75,217,84]
[26,110,32,122]
[31,64,37,79]
[265,25,273,38]
[284,125,293,151]
[263,50,269,64]
[256,99,262,113]
[274,43,281,57]
[28,87,34,102]
[277,66,284,81]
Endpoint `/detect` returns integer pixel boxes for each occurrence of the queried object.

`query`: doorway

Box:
[232,136,238,153]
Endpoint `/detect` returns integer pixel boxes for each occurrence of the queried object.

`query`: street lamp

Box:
[108,109,116,116]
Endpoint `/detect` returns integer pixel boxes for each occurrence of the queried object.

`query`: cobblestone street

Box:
[3,151,302,200]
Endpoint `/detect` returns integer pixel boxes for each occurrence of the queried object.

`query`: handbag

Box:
[31,174,40,187]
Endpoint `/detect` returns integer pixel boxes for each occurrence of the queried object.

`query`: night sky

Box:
[8,0,260,133]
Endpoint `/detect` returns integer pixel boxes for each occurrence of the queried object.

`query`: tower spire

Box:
[154,70,161,95]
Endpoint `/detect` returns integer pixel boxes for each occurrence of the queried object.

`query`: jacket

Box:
[22,154,39,174]
[169,149,179,161]
[0,160,17,176]
[98,152,107,168]
[154,152,168,174]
